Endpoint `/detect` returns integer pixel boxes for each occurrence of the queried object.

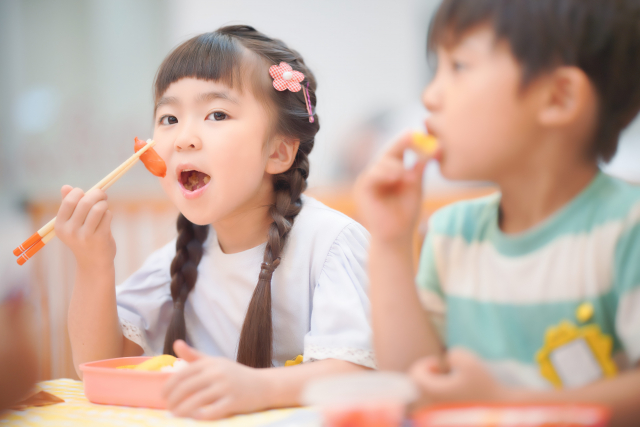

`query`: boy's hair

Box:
[428,0,640,162]
[154,25,319,368]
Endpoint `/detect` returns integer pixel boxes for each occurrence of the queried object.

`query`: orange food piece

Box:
[134,137,167,178]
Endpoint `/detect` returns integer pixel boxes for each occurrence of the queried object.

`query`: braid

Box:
[236,150,310,368]
[163,214,209,356]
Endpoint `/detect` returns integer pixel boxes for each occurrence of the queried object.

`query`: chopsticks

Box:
[13,140,157,265]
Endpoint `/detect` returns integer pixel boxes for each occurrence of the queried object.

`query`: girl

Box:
[57,25,373,419]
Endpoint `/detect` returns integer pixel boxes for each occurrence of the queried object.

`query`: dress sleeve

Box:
[303,223,376,369]
[116,241,175,356]
[614,214,640,366]
[415,215,447,339]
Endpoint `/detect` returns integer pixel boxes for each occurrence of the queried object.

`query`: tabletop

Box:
[0,379,321,427]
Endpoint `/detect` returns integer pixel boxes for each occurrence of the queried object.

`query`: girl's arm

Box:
[55,186,142,377]
[163,340,366,420]
[355,134,443,371]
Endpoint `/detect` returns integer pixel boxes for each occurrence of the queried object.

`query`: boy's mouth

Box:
[179,169,211,192]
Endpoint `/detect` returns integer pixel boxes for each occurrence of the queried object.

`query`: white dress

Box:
[116,195,375,368]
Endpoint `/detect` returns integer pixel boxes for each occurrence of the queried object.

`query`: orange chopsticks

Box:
[13,140,158,265]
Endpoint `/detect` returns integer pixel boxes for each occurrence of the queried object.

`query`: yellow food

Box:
[284,355,304,367]
[412,132,438,154]
[119,355,177,371]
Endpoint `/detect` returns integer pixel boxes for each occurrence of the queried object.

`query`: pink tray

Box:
[80,357,175,409]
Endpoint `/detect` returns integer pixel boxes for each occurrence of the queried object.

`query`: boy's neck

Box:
[497,159,599,234]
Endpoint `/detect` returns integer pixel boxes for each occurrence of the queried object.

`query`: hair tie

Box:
[269,62,314,123]
[259,258,281,280]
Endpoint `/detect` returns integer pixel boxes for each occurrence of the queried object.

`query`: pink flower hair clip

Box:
[269,62,315,123]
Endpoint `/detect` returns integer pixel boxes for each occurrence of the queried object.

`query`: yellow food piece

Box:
[284,355,304,367]
[115,365,138,370]
[412,132,438,154]
[132,355,177,371]
[576,302,594,323]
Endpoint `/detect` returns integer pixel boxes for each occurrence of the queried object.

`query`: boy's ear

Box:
[265,136,300,175]
[537,66,597,128]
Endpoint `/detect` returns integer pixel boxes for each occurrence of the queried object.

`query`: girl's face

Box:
[153,77,273,226]
[423,26,542,182]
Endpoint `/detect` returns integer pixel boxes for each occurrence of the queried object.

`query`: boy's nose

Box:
[422,80,442,113]
[174,133,202,151]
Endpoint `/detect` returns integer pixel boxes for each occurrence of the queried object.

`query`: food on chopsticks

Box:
[134,137,166,178]
[116,355,188,372]
[412,132,438,155]
[12,139,159,265]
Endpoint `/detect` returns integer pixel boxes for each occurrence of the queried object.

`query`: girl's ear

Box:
[265,136,300,175]
[537,66,598,128]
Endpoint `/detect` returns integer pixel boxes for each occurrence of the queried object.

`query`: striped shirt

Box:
[416,172,640,389]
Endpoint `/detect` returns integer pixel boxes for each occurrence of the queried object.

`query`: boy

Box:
[356,0,640,425]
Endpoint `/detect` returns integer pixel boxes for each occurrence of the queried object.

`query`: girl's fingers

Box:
[192,397,233,421]
[60,185,74,199]
[165,372,219,409]
[56,188,86,224]
[82,200,109,234]
[171,384,227,418]
[95,209,113,236]
[67,189,107,230]
[174,340,204,362]
[384,132,415,160]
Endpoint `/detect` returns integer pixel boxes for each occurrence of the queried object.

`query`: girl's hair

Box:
[155,25,320,368]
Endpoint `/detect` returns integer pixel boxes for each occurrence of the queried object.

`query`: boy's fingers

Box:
[68,189,108,229]
[384,132,415,160]
[56,188,86,223]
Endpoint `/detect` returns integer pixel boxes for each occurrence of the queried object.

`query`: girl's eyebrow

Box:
[196,91,239,104]
[156,96,179,109]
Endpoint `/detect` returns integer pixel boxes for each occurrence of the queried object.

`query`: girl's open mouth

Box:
[178,167,211,199]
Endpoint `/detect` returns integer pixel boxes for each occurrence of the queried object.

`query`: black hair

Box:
[428,0,640,162]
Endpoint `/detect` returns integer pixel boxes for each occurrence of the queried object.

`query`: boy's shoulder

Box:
[428,190,500,241]
[429,174,640,240]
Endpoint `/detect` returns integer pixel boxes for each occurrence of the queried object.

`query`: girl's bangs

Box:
[154,32,245,103]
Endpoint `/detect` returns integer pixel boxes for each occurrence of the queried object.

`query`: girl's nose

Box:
[174,133,202,152]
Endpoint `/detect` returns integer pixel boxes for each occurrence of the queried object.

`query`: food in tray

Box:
[412,132,438,155]
[134,137,167,178]
[116,355,188,372]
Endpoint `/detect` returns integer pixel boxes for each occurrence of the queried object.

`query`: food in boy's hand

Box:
[115,354,180,371]
[412,132,438,155]
[134,137,167,178]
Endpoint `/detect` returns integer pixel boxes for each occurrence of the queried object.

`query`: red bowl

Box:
[80,357,174,409]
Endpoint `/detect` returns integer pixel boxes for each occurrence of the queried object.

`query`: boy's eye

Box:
[452,61,467,71]
[207,111,227,121]
[159,115,178,125]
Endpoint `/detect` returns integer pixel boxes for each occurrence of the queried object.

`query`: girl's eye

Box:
[207,111,227,121]
[159,115,178,125]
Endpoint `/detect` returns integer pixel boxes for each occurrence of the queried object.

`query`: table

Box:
[0,379,321,427]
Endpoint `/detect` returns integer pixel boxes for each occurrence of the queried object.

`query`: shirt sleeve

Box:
[303,223,376,369]
[415,215,447,338]
[614,214,640,366]
[116,241,175,356]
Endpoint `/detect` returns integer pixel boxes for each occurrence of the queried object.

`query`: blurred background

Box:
[1,0,639,381]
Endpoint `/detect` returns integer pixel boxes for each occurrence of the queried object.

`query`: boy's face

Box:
[424,26,541,181]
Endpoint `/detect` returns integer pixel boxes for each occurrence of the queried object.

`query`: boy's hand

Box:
[162,340,270,420]
[409,348,509,405]
[54,185,116,268]
[355,133,429,243]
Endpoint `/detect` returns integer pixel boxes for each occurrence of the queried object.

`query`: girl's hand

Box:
[355,133,429,243]
[54,185,116,268]
[162,340,271,420]
[409,348,509,406]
